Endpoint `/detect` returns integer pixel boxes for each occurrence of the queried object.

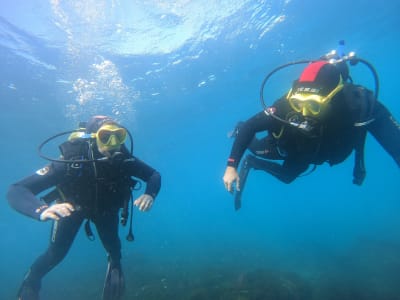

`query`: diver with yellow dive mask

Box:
[223,41,400,210]
[7,115,161,300]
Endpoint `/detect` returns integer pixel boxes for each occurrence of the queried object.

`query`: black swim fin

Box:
[17,270,40,300]
[102,262,125,300]
[234,191,242,211]
[234,155,252,211]
[18,284,39,300]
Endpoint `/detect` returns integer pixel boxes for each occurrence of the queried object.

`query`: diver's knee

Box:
[45,246,69,266]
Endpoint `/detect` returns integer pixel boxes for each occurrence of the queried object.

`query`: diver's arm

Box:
[126,157,161,199]
[227,111,273,169]
[223,110,274,193]
[125,157,161,212]
[7,163,66,220]
[367,101,400,167]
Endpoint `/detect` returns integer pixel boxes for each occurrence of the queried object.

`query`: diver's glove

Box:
[39,203,75,221]
[133,194,154,212]
[223,166,240,193]
[103,263,125,300]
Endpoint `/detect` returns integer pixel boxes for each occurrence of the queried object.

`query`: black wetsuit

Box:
[227,84,400,184]
[7,140,161,290]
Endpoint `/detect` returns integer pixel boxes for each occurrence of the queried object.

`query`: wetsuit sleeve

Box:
[7,163,66,220]
[125,157,161,199]
[367,101,400,167]
[227,111,273,168]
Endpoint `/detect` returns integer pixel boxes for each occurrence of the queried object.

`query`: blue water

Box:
[1,1,400,299]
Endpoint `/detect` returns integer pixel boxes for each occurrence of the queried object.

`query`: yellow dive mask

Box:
[287,77,344,116]
[96,124,127,148]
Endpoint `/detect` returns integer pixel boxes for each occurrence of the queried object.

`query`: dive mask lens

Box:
[288,93,323,116]
[306,100,321,115]
[289,98,303,112]
[97,126,127,146]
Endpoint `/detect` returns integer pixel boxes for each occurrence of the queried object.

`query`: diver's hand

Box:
[223,166,240,193]
[39,203,75,221]
[134,194,154,212]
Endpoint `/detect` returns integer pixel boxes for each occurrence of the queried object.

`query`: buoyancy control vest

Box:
[268,83,375,185]
[57,138,137,214]
[37,121,138,241]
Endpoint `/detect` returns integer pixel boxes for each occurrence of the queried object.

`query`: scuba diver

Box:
[7,115,161,300]
[223,42,400,210]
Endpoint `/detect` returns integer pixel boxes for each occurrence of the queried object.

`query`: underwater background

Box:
[1,0,400,299]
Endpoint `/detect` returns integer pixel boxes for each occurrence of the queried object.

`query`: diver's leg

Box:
[247,137,267,156]
[250,155,308,184]
[94,211,121,268]
[248,137,284,160]
[229,122,267,158]
[234,155,308,209]
[94,211,124,300]
[18,211,84,300]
